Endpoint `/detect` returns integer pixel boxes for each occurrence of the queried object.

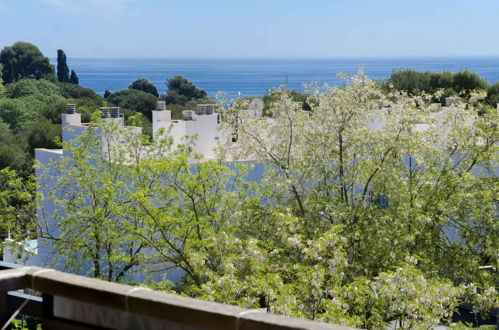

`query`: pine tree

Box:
[69,70,79,85]
[57,49,70,82]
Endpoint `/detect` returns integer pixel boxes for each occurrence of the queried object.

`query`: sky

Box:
[1,0,499,58]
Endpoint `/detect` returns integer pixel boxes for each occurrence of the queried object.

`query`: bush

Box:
[129,78,159,97]
[6,79,61,99]
[106,89,157,120]
[58,82,103,103]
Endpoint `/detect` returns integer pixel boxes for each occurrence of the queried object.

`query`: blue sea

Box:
[57,57,499,98]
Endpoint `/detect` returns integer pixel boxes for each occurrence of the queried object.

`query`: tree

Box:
[106,89,157,120]
[486,81,499,107]
[38,120,151,281]
[0,64,4,97]
[129,78,159,97]
[164,75,207,105]
[56,49,70,83]
[0,168,36,248]
[0,79,64,131]
[453,70,488,93]
[69,70,79,85]
[58,82,103,103]
[0,42,55,83]
[36,72,498,328]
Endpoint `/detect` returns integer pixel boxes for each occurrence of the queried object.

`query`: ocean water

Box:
[57,57,499,98]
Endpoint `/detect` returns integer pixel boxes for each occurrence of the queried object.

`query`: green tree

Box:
[0,64,5,97]
[69,70,79,85]
[486,81,499,107]
[36,72,498,328]
[56,49,70,83]
[0,42,55,83]
[0,132,29,170]
[129,78,159,97]
[38,120,150,281]
[58,82,103,103]
[0,79,64,131]
[164,75,207,105]
[453,70,488,93]
[0,168,35,248]
[106,89,157,120]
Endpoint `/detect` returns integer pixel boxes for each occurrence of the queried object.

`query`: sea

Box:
[56,57,499,98]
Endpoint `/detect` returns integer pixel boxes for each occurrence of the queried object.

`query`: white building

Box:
[152,102,226,159]
[5,97,467,279]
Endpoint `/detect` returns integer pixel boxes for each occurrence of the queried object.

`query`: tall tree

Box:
[56,49,70,83]
[0,42,55,83]
[129,78,159,97]
[165,75,207,105]
[69,70,79,85]
[0,64,4,97]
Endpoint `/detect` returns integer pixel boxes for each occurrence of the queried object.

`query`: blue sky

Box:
[1,0,498,58]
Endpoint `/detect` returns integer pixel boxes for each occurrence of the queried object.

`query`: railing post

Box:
[41,294,54,329]
[0,290,11,330]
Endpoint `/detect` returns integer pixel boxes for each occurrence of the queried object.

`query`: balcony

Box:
[0,262,355,330]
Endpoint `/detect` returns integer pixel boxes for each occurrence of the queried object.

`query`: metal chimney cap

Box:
[66,104,77,114]
[156,101,166,111]
[100,107,111,118]
[110,107,120,118]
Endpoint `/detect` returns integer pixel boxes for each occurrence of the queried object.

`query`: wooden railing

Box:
[0,263,356,330]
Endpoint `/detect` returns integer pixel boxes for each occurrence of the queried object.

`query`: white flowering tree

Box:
[38,73,497,328]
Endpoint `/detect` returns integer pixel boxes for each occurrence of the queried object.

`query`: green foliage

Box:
[38,120,155,281]
[453,70,488,92]
[58,82,103,103]
[57,49,70,83]
[0,64,4,97]
[0,79,64,131]
[0,168,35,244]
[6,78,61,99]
[0,42,55,83]
[263,88,311,115]
[338,263,463,329]
[486,81,499,107]
[106,89,157,120]
[26,115,62,151]
[387,70,488,103]
[0,132,29,170]
[36,72,499,328]
[129,78,159,97]
[69,70,79,85]
[164,75,207,105]
[165,97,215,119]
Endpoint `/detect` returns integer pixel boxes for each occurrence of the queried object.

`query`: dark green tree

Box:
[69,70,79,85]
[453,70,488,93]
[58,82,103,102]
[129,78,159,97]
[486,81,499,107]
[106,89,157,120]
[0,42,55,83]
[56,49,70,82]
[0,64,4,96]
[165,75,207,105]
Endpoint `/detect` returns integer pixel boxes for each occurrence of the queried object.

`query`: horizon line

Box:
[48,55,499,60]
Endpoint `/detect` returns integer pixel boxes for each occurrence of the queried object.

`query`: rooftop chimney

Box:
[182,110,194,121]
[110,107,120,118]
[66,104,76,114]
[196,104,207,115]
[157,101,166,111]
[100,107,110,118]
